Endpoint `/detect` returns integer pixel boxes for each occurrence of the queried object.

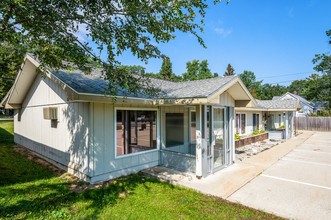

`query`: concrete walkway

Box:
[144,131,315,199]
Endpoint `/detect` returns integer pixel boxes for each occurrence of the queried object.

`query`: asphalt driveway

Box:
[229,132,331,220]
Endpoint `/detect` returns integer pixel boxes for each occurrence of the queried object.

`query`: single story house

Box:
[235,99,299,140]
[273,92,313,117]
[1,55,258,183]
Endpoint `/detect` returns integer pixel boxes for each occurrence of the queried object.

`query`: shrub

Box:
[235,133,241,140]
[252,130,266,136]
[308,109,331,117]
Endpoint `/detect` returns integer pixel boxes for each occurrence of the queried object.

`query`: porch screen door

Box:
[211,107,225,171]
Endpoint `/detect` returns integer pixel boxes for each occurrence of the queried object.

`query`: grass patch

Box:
[0,121,283,219]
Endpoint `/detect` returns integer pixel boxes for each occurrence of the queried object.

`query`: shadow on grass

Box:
[0,124,14,144]
[0,173,167,219]
[0,144,57,186]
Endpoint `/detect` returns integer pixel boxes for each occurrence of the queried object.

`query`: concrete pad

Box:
[304,132,331,141]
[296,143,331,153]
[229,132,331,220]
[284,149,331,165]
[263,159,331,188]
[144,131,331,219]
[229,175,331,220]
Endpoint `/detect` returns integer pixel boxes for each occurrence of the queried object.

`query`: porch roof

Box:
[256,99,299,111]
[235,99,300,112]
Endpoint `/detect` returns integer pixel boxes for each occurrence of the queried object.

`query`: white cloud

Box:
[214,28,233,37]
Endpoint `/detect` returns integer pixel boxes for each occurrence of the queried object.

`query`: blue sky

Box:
[116,0,330,85]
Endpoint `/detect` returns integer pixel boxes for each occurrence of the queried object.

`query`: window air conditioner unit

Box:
[43,107,58,120]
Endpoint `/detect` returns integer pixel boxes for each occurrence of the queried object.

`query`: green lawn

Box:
[0,121,283,219]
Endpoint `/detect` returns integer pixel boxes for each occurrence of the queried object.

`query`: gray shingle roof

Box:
[150,76,236,98]
[282,92,312,106]
[52,69,237,99]
[256,99,298,110]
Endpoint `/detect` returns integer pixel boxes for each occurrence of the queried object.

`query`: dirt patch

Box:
[12,145,93,192]
[13,145,65,175]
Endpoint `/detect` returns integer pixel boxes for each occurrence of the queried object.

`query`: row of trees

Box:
[145,57,235,82]
[120,58,329,109]
[239,70,330,108]
[125,59,236,83]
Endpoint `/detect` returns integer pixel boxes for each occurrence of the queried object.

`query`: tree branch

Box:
[0,4,15,31]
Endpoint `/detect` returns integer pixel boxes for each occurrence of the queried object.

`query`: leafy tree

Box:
[0,0,224,96]
[224,64,235,76]
[302,73,329,105]
[313,30,331,75]
[288,79,307,96]
[259,83,288,100]
[121,65,146,75]
[170,74,184,82]
[183,60,200,81]
[160,57,173,80]
[312,30,331,108]
[183,59,215,81]
[0,42,26,100]
[239,71,263,98]
[198,60,214,79]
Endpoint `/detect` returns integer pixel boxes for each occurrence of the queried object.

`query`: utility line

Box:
[268,80,296,85]
[257,71,311,80]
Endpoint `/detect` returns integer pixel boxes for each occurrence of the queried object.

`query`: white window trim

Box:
[114,107,160,159]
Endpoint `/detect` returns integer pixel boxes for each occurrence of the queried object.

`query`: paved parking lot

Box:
[229,132,331,220]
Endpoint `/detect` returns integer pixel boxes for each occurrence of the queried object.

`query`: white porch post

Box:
[291,111,295,137]
[229,107,235,164]
[195,105,203,177]
[285,111,289,139]
[195,105,208,178]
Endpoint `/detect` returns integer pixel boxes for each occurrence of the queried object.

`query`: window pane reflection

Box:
[116,110,157,156]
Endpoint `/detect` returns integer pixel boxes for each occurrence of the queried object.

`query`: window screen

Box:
[165,113,184,148]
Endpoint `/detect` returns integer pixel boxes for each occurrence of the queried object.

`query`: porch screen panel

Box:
[253,113,256,131]
[253,113,260,131]
[235,114,240,134]
[256,114,260,130]
[116,110,157,156]
[166,113,184,148]
[236,113,246,134]
[240,114,246,134]
[190,111,196,143]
